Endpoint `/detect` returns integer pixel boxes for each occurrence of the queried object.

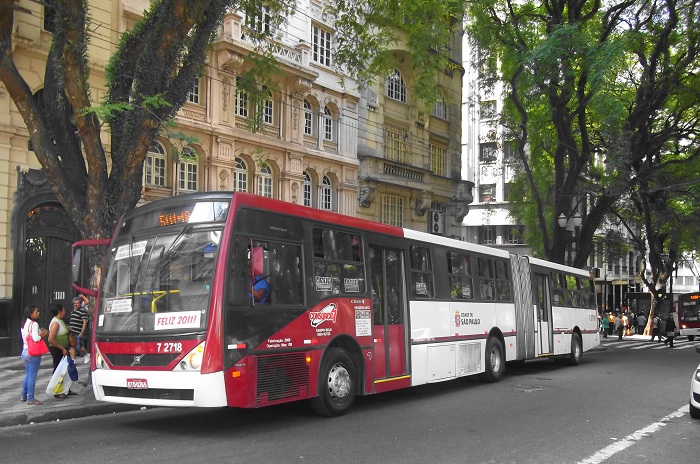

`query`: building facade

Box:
[356,43,470,237]
[0,0,467,354]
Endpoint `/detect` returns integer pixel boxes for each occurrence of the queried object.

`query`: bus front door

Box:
[370,246,407,387]
[533,273,553,355]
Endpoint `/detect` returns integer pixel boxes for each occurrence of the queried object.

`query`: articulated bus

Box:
[678,292,700,341]
[73,192,599,416]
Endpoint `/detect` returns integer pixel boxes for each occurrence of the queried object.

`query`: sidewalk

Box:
[0,354,141,427]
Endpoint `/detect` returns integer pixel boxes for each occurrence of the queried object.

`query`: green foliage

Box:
[329,0,463,104]
[466,0,700,266]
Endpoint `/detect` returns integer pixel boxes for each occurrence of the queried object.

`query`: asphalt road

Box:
[2,337,698,464]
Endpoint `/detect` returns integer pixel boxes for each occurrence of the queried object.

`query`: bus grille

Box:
[256,353,309,405]
[103,386,194,401]
[458,343,481,375]
[106,354,180,367]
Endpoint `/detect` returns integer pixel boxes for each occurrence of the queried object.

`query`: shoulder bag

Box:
[26,321,49,356]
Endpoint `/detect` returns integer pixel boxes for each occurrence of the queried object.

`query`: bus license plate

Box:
[127,378,148,389]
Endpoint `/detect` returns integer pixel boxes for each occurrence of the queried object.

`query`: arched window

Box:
[320,175,332,210]
[234,157,248,192]
[323,106,333,141]
[178,147,198,192]
[303,171,312,207]
[386,69,406,103]
[258,163,273,198]
[303,100,313,136]
[145,142,166,187]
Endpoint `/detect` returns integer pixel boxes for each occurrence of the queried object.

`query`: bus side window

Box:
[565,274,579,307]
[312,227,366,299]
[448,252,473,300]
[410,245,434,298]
[478,257,495,301]
[229,238,252,306]
[495,260,511,301]
[266,242,303,305]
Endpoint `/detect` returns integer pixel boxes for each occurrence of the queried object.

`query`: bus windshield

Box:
[98,227,222,334]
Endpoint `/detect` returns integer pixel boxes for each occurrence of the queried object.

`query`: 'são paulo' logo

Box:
[310,303,338,327]
[455,311,461,328]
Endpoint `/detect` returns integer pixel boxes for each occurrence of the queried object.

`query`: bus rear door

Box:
[369,245,408,391]
[533,273,553,355]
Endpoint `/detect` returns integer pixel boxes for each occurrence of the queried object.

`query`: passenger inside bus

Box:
[249,246,270,304]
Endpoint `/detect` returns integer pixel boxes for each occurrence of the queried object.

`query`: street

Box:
[2,336,698,464]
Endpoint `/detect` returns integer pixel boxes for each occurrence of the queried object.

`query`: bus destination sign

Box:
[158,209,191,227]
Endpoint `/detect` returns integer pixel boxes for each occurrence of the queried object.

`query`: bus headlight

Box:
[94,348,109,370]
[179,342,205,371]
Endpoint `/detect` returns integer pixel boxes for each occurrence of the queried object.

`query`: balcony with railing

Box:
[216,12,310,69]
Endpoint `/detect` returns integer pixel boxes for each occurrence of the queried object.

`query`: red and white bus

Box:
[73,192,599,416]
[677,292,700,341]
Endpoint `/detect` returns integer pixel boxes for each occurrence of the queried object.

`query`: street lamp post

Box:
[558,211,582,267]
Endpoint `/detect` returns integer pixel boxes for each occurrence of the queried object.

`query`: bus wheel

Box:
[566,333,582,366]
[310,347,356,417]
[688,336,695,342]
[480,337,505,383]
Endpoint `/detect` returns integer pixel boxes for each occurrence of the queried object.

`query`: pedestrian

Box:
[601,314,609,338]
[69,294,89,357]
[615,313,623,341]
[47,303,77,398]
[632,313,638,334]
[651,314,662,341]
[664,313,677,348]
[637,313,646,336]
[20,304,49,405]
[622,313,630,336]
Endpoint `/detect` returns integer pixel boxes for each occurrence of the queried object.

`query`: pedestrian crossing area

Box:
[601,337,699,351]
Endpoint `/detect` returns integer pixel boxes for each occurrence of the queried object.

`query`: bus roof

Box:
[528,256,593,278]
[403,228,511,258]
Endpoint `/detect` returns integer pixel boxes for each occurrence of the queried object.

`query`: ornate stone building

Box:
[356,46,470,238]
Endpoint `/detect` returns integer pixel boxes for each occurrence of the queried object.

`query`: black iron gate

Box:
[22,205,79,330]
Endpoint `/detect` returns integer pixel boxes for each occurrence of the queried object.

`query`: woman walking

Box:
[20,304,49,405]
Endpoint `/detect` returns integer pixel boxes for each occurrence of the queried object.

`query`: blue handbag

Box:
[67,357,79,381]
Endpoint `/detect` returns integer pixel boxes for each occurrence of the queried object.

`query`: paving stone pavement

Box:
[0,354,140,427]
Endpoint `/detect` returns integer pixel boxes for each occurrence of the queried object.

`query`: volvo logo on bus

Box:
[131,354,145,366]
[309,303,338,328]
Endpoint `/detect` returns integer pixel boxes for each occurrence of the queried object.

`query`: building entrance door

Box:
[22,204,79,329]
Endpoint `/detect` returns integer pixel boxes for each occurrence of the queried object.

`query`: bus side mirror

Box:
[72,238,111,298]
[72,248,81,285]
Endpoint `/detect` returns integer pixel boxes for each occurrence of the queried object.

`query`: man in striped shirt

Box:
[69,294,89,357]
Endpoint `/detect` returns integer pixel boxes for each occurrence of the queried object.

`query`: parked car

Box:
[691,346,700,419]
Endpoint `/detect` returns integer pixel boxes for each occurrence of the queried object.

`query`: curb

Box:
[0,403,143,428]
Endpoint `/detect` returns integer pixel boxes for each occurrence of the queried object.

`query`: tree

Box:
[625,151,700,333]
[0,0,459,288]
[465,0,700,270]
